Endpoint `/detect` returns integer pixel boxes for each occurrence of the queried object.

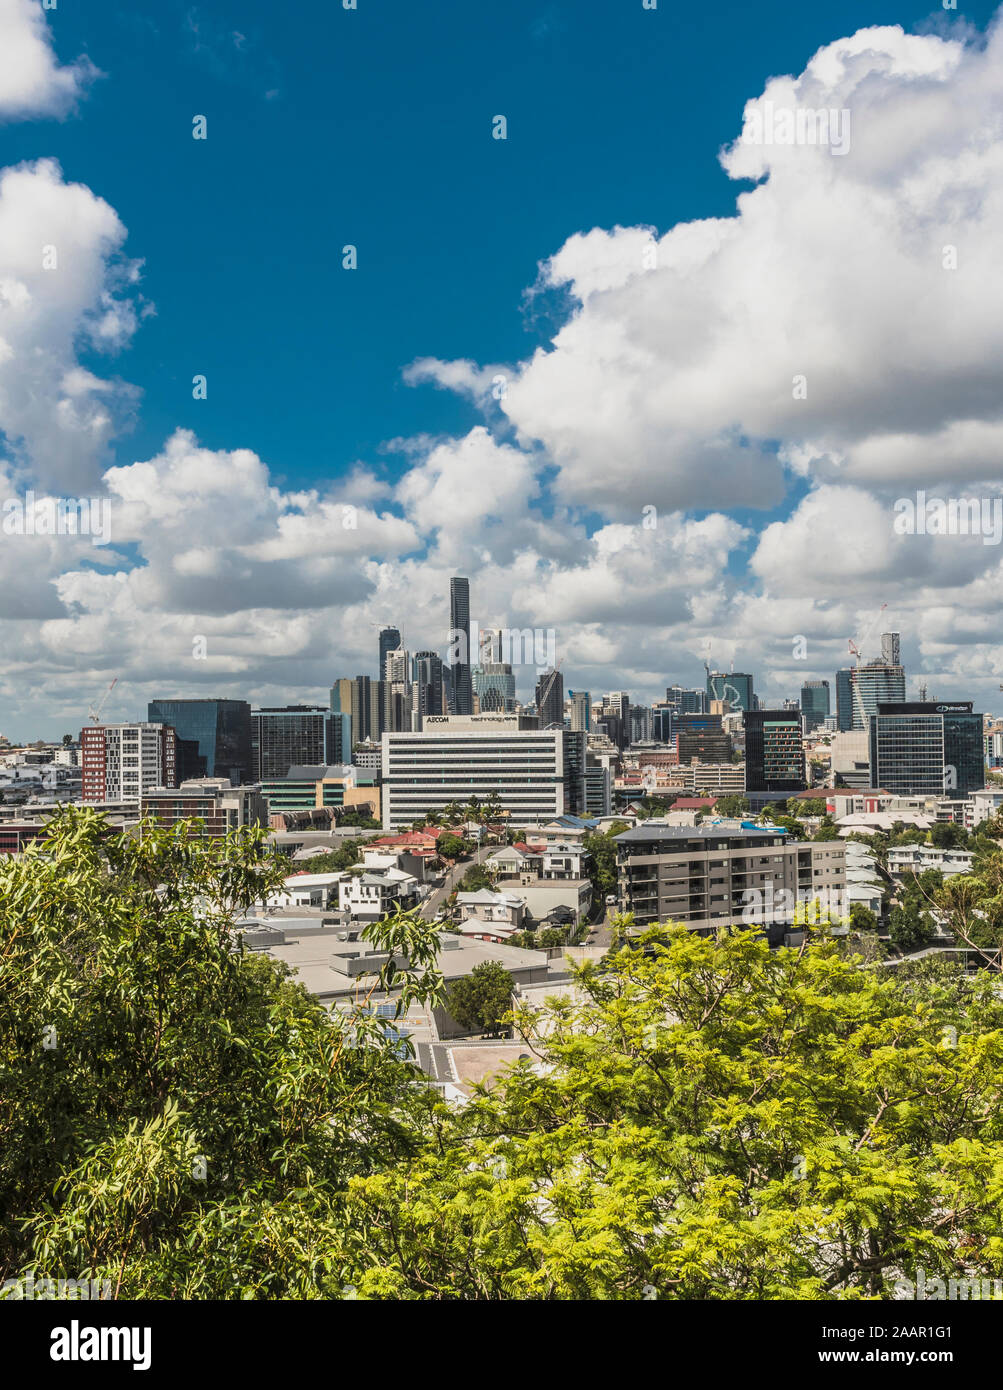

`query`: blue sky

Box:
[7,0,994,490]
[2,0,1003,738]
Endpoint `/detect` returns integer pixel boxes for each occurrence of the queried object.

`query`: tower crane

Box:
[87,677,118,724]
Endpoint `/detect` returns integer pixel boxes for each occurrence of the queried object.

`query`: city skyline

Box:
[2,2,1003,736]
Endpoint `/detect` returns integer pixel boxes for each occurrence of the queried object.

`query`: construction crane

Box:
[87,677,118,724]
[847,604,887,728]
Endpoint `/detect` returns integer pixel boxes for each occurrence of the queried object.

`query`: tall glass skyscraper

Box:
[838,661,906,731]
[706,671,754,712]
[869,702,983,796]
[147,699,252,785]
[449,577,473,715]
[800,679,831,732]
[378,626,402,679]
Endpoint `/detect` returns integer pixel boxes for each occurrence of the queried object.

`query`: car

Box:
[605,894,618,906]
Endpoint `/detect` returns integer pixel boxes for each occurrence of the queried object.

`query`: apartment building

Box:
[381,714,586,828]
[141,778,267,839]
[615,824,846,944]
[81,722,179,804]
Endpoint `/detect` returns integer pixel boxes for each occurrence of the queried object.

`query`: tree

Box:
[848,903,878,933]
[437,832,467,860]
[929,820,969,851]
[459,864,493,893]
[794,798,826,817]
[61,733,73,746]
[445,961,514,1037]
[341,926,1003,1299]
[582,828,620,900]
[771,816,806,841]
[0,807,444,1298]
[888,898,934,953]
[811,821,840,842]
[713,795,749,818]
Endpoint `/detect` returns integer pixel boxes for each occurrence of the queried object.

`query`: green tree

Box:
[459,864,493,893]
[929,821,969,851]
[848,903,879,933]
[811,821,841,842]
[445,961,514,1037]
[583,828,622,900]
[712,795,750,818]
[437,832,468,860]
[0,807,444,1298]
[341,926,1003,1299]
[888,898,934,953]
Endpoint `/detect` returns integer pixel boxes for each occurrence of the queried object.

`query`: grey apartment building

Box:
[615,825,846,944]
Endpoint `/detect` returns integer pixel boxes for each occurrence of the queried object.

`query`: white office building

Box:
[381,714,585,829]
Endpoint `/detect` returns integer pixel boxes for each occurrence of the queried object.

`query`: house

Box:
[456,889,526,930]
[887,845,975,879]
[267,871,345,910]
[339,868,420,921]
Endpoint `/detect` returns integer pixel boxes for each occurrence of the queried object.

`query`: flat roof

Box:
[614,824,783,843]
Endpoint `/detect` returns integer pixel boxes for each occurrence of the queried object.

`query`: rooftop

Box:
[615,824,785,844]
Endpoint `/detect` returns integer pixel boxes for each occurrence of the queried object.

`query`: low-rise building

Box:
[338,868,420,921]
[887,844,975,879]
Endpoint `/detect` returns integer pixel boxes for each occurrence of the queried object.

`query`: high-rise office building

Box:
[676,712,731,763]
[382,649,414,732]
[801,680,831,732]
[81,723,179,803]
[706,672,754,713]
[666,685,707,715]
[412,650,445,717]
[880,632,901,667]
[536,668,565,728]
[147,699,252,785]
[869,702,984,797]
[651,702,673,742]
[449,577,473,715]
[250,706,345,781]
[330,676,383,746]
[381,714,586,828]
[629,705,652,744]
[837,661,907,731]
[569,690,591,732]
[378,626,402,678]
[744,709,806,793]
[474,662,516,713]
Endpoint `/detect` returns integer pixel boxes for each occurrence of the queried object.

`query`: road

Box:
[420,843,494,920]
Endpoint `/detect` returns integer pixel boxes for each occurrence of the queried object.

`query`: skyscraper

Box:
[801,680,831,732]
[569,690,591,732]
[536,668,565,728]
[250,706,346,781]
[706,671,754,712]
[412,650,445,716]
[869,702,984,797]
[880,632,901,667]
[378,626,402,679]
[449,577,473,715]
[330,676,383,746]
[474,662,516,712]
[837,660,907,731]
[744,709,806,793]
[666,685,707,715]
[147,699,252,785]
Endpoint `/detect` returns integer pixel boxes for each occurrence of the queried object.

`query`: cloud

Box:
[0,159,146,490]
[0,0,99,120]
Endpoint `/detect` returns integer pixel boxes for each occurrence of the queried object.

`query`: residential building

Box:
[330,675,383,745]
[147,698,252,784]
[81,722,179,804]
[744,709,806,795]
[141,778,267,838]
[887,844,975,878]
[615,824,846,943]
[569,690,591,732]
[339,868,420,921]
